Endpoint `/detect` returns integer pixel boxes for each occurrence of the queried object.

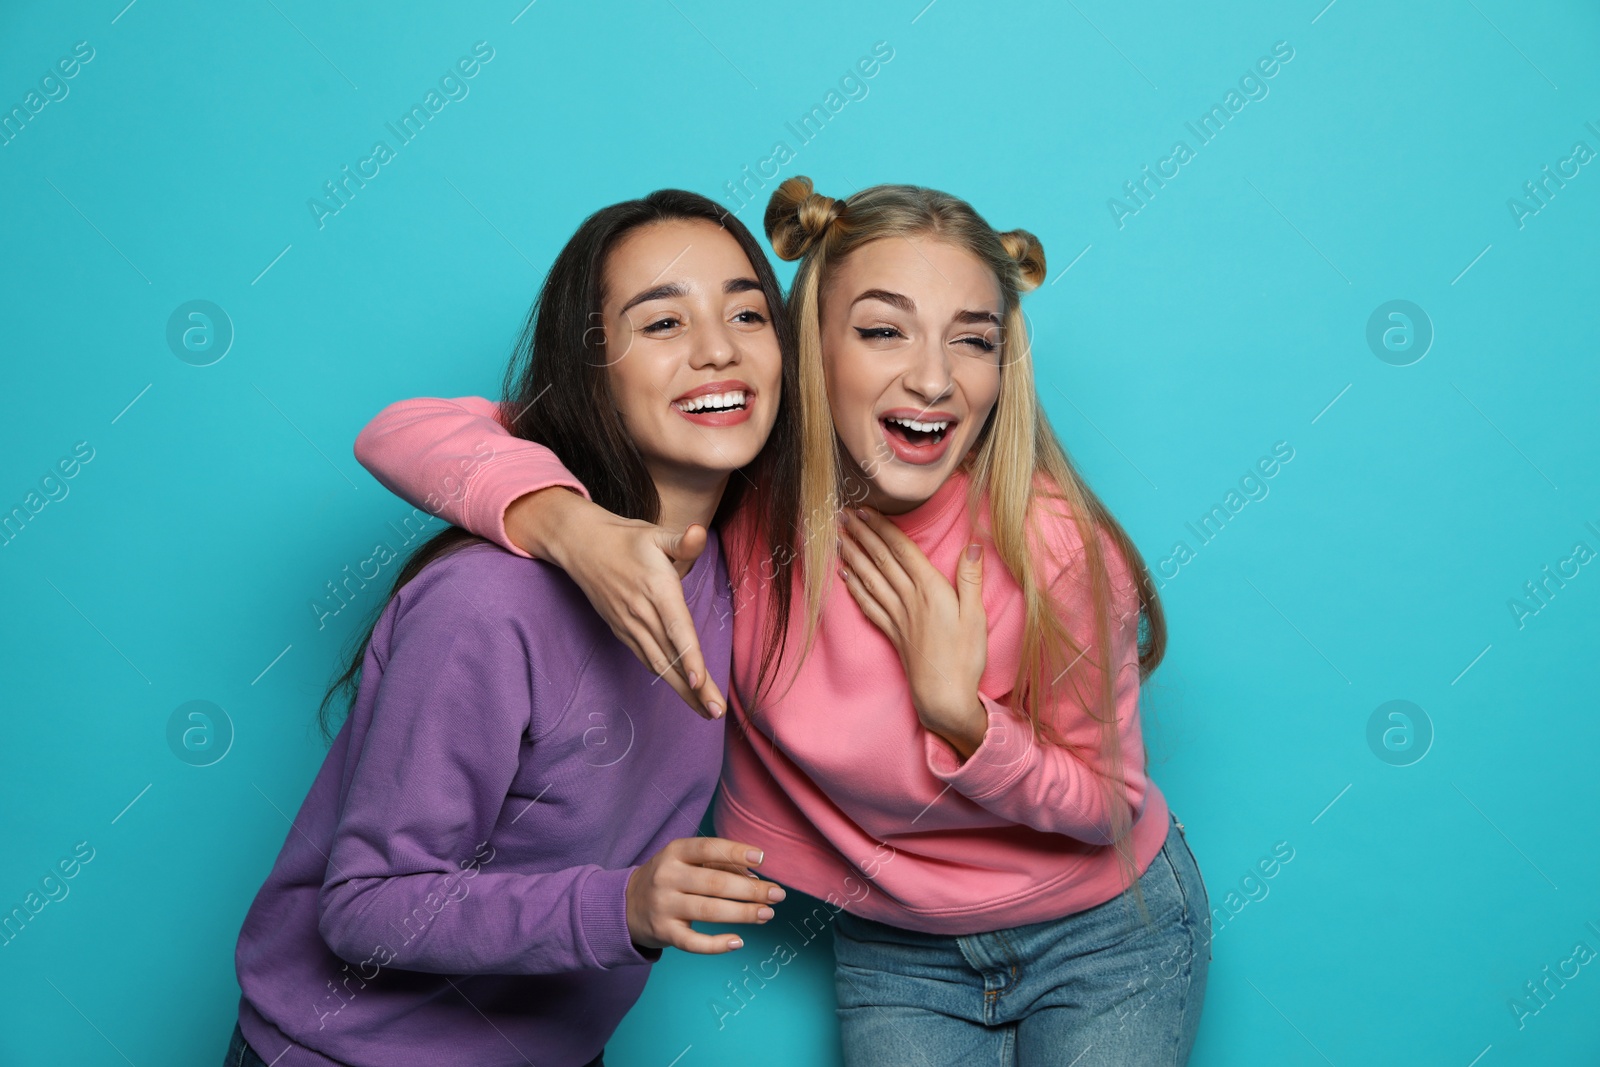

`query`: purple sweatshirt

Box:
[234,536,729,1067]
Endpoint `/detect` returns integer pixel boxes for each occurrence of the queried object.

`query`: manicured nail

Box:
[757,906,774,920]
[966,543,981,561]
[708,701,724,718]
[688,668,700,688]
[728,937,744,949]
[746,848,764,865]
[855,508,869,520]
[767,886,786,902]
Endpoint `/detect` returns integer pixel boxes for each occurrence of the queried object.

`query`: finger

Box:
[957,541,986,621]
[659,610,726,719]
[843,509,918,601]
[838,530,905,623]
[840,563,900,641]
[681,837,768,870]
[640,575,726,718]
[701,859,758,879]
[614,619,713,720]
[681,864,788,904]
[662,522,708,567]
[667,922,748,955]
[857,507,943,586]
[681,892,777,926]
[635,597,716,718]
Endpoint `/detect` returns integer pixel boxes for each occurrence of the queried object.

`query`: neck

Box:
[649,466,730,577]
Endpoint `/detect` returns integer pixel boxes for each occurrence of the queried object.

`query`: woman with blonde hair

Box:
[351,177,1211,1064]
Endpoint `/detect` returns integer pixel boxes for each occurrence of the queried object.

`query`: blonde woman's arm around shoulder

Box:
[352,394,726,717]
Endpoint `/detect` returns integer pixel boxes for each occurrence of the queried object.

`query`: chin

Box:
[851,460,946,511]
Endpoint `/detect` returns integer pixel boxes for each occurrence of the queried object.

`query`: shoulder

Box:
[385,538,607,659]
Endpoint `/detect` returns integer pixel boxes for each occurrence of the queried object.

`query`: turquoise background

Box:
[2,0,1597,1063]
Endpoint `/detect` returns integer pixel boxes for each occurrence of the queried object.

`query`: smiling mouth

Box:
[671,390,749,414]
[881,414,951,448]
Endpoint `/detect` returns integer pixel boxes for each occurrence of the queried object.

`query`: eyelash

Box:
[642,309,767,333]
[854,326,996,352]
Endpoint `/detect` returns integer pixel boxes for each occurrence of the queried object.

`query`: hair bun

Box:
[765,176,844,261]
[998,228,1046,291]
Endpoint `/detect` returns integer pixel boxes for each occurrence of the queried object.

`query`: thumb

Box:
[659,522,708,564]
[958,542,985,616]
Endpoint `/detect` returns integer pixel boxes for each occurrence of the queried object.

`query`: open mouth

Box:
[672,390,748,415]
[881,414,951,448]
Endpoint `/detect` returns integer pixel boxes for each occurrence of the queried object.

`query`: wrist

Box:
[505,486,586,564]
[924,698,987,762]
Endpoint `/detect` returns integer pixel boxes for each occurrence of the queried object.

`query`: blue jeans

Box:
[831,812,1211,1066]
[223,1024,272,1067]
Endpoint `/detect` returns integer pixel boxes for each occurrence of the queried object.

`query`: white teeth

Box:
[886,416,950,433]
[674,390,747,413]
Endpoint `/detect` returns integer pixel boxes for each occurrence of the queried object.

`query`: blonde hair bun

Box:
[765,176,844,261]
[998,228,1047,291]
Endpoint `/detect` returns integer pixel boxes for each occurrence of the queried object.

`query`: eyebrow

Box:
[618,277,765,316]
[852,288,1001,325]
[851,288,914,313]
[955,309,1003,326]
[619,282,687,315]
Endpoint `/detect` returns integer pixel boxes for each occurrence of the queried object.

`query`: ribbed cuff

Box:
[463,455,590,560]
[577,866,660,969]
[924,696,1035,799]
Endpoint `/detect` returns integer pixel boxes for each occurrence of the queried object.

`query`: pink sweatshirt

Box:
[354,396,1170,934]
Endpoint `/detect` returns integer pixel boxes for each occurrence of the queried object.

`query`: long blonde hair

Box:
[762,176,1170,918]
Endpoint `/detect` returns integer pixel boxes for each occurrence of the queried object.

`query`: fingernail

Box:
[757,906,774,920]
[688,668,700,688]
[767,886,786,902]
[728,937,744,949]
[855,508,869,520]
[709,702,724,718]
[966,543,981,561]
[746,848,764,865]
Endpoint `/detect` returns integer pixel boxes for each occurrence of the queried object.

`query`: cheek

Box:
[606,349,668,436]
[962,363,1002,424]
[822,345,881,429]
[752,335,784,392]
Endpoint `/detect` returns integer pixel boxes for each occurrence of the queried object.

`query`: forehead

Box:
[825,235,1002,311]
[604,218,758,302]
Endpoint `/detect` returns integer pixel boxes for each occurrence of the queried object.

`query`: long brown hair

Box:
[318,189,802,740]
[764,176,1169,919]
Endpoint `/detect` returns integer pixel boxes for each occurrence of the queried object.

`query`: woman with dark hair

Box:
[225,190,796,1067]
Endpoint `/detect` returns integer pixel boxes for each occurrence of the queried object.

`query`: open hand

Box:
[837,507,989,759]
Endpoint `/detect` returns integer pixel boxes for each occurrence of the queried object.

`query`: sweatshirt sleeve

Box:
[921,522,1151,846]
[352,395,589,558]
[316,554,656,974]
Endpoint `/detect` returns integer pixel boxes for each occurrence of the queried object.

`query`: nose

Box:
[901,336,954,407]
[690,316,740,371]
